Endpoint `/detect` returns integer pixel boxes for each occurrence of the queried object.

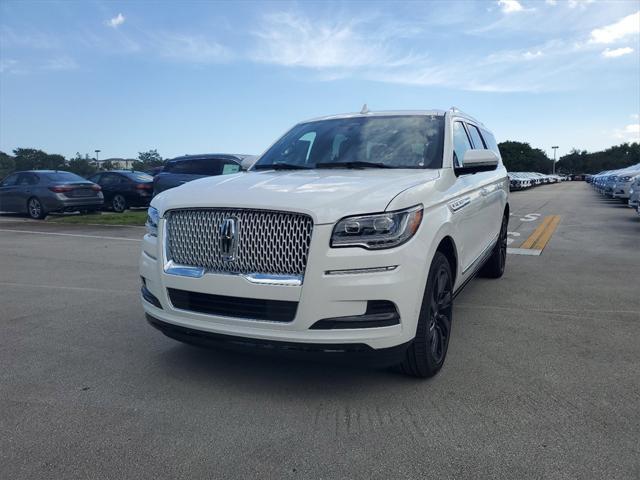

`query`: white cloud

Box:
[631,114,640,120]
[43,56,78,70]
[106,13,126,29]
[497,0,525,14]
[545,0,557,5]
[590,11,640,44]
[613,123,640,142]
[601,47,634,58]
[568,0,595,8]
[153,33,231,63]
[486,48,545,63]
[0,27,58,49]
[252,12,417,69]
[0,58,23,74]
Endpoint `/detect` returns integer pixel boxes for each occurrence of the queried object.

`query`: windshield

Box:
[254,115,445,170]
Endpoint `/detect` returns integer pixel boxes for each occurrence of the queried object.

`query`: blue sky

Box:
[1,0,638,160]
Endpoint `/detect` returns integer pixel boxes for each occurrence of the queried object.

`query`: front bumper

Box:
[146,313,410,366]
[139,220,432,351]
[612,183,632,199]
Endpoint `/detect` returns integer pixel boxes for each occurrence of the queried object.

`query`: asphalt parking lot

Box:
[1,182,638,479]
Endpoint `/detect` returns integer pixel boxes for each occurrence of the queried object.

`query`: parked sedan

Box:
[88,170,153,212]
[628,176,640,210]
[0,170,103,219]
[153,154,248,196]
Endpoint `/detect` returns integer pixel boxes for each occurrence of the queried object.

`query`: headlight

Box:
[145,206,159,237]
[331,205,423,249]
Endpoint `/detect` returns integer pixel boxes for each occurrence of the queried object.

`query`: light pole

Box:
[552,146,559,175]
[95,149,101,167]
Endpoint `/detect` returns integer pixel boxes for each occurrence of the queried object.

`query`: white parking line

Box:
[507,247,542,256]
[0,228,141,242]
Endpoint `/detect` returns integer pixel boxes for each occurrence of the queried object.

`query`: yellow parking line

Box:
[520,215,553,249]
[520,215,561,250]
[531,215,561,250]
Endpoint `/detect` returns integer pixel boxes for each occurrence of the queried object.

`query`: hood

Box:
[152,169,440,224]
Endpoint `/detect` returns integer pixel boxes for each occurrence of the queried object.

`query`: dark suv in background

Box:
[88,170,153,212]
[152,154,255,196]
[0,170,103,219]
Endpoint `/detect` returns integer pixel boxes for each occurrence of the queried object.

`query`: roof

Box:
[301,110,447,124]
[299,108,485,127]
[168,153,251,162]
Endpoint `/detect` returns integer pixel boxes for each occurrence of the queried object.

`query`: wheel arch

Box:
[435,235,458,287]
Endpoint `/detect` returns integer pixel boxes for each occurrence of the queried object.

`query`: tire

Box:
[111,194,127,213]
[479,213,508,279]
[27,197,46,220]
[399,251,453,378]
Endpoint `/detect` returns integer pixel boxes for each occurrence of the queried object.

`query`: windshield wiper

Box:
[316,161,392,169]
[253,163,312,170]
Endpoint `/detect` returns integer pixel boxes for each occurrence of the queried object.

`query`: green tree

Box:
[13,148,66,171]
[0,151,16,179]
[556,142,640,174]
[498,141,552,173]
[67,153,97,177]
[137,149,163,167]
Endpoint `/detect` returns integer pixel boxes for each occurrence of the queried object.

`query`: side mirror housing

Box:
[455,150,499,175]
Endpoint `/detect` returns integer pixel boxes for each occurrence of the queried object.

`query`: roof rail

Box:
[448,106,484,126]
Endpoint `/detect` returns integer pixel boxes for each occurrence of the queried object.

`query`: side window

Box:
[452,121,472,167]
[467,124,487,149]
[193,160,222,175]
[481,129,502,160]
[17,173,38,185]
[88,174,101,184]
[1,174,19,186]
[101,174,119,185]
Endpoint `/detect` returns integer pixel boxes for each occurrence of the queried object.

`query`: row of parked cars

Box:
[507,172,569,190]
[588,163,640,215]
[0,154,257,218]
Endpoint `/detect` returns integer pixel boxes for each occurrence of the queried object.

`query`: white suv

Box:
[140,108,509,377]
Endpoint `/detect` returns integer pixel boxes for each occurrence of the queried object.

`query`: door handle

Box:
[481,188,490,196]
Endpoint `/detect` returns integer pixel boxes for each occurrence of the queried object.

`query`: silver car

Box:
[0,170,104,219]
[628,175,640,210]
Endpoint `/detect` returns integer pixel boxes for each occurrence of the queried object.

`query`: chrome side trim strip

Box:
[325,266,398,276]
[242,273,302,286]
[164,261,206,278]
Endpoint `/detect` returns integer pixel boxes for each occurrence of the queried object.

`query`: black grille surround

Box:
[167,288,298,322]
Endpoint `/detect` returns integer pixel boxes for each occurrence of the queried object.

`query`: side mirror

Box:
[455,150,499,175]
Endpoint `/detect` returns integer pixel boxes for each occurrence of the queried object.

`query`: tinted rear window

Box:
[43,172,87,182]
[164,159,235,175]
[123,172,153,182]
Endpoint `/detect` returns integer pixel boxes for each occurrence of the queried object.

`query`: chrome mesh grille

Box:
[165,209,314,276]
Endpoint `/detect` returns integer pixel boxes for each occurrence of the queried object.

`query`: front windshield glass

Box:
[254,115,445,169]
